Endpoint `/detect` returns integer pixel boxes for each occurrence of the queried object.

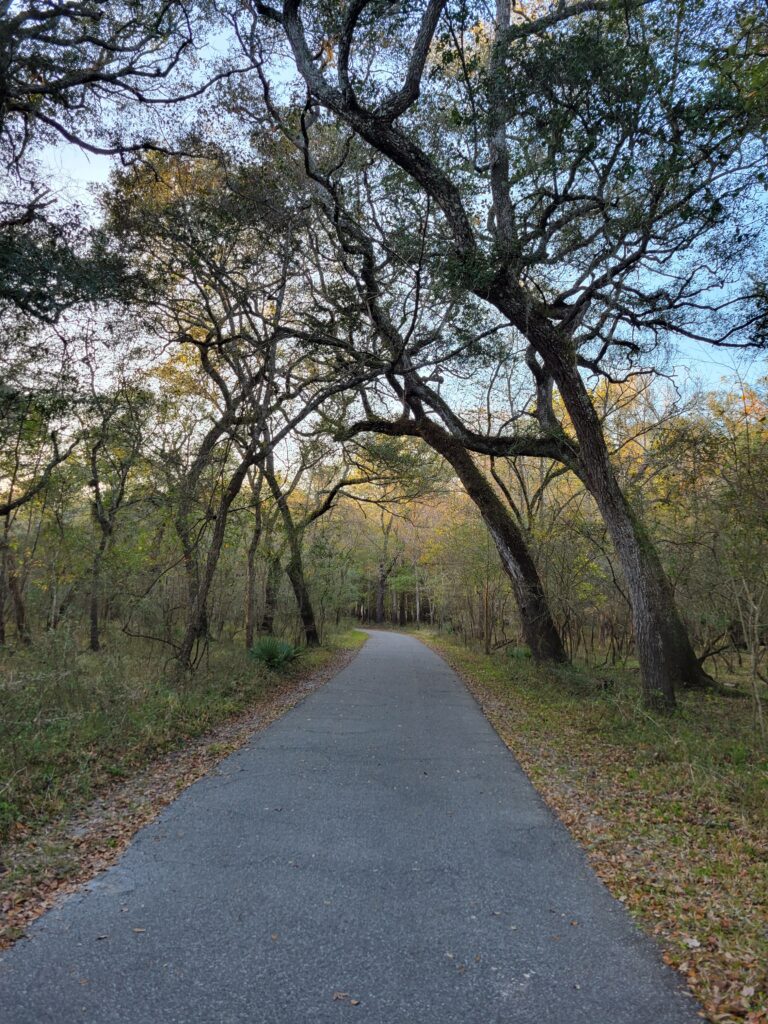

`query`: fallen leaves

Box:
[429,636,768,1024]
[332,991,361,1005]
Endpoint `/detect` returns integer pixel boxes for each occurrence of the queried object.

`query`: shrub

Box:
[506,645,532,660]
[249,636,300,670]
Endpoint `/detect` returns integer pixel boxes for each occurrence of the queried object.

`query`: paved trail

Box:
[0,631,699,1023]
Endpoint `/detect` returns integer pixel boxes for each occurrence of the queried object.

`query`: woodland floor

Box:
[419,630,767,1024]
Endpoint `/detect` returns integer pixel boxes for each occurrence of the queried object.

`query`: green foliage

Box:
[506,645,532,660]
[249,636,300,670]
[0,633,275,840]
[0,630,365,842]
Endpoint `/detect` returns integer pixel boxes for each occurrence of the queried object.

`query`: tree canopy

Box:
[0,0,766,709]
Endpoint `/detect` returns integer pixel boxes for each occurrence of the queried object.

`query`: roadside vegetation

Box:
[0,628,366,946]
[424,632,767,1024]
[0,629,366,843]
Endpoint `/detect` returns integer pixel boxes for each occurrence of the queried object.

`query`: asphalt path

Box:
[0,630,700,1023]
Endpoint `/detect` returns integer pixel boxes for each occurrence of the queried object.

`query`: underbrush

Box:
[249,636,300,669]
[423,631,768,1024]
[0,627,364,842]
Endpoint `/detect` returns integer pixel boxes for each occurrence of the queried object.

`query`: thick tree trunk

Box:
[175,514,204,656]
[265,468,320,647]
[285,552,320,646]
[528,337,705,707]
[418,419,567,664]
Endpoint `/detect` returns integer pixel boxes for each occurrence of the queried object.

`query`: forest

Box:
[0,1,767,1015]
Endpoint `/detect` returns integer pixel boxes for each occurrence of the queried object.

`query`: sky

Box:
[37,140,766,395]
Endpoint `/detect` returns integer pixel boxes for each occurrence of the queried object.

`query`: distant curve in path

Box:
[0,630,699,1023]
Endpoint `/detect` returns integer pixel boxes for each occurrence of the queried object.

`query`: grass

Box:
[419,631,767,1024]
[0,626,366,843]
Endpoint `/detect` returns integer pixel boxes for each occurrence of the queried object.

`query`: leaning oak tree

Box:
[237,0,767,707]
[248,111,570,662]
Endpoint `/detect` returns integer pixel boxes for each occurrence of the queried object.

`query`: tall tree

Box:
[239,0,767,706]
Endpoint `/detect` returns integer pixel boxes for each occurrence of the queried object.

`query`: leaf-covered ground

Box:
[423,633,767,1024]
[0,630,366,949]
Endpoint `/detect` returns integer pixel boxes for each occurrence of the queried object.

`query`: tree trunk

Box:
[245,515,262,650]
[375,562,386,624]
[6,547,30,645]
[483,581,492,655]
[260,555,282,635]
[178,457,252,671]
[265,468,320,647]
[528,337,705,706]
[244,470,264,650]
[175,513,204,659]
[89,534,109,652]
[285,551,320,646]
[418,419,567,664]
[0,550,6,647]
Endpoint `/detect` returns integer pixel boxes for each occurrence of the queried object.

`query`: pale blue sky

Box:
[38,142,765,393]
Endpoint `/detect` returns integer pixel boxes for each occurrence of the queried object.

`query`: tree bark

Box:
[0,548,6,647]
[418,419,567,664]
[521,333,702,707]
[375,561,387,624]
[178,456,252,670]
[284,550,320,646]
[89,535,109,652]
[245,510,263,651]
[265,468,320,647]
[5,546,30,644]
[260,555,282,635]
[398,590,407,627]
